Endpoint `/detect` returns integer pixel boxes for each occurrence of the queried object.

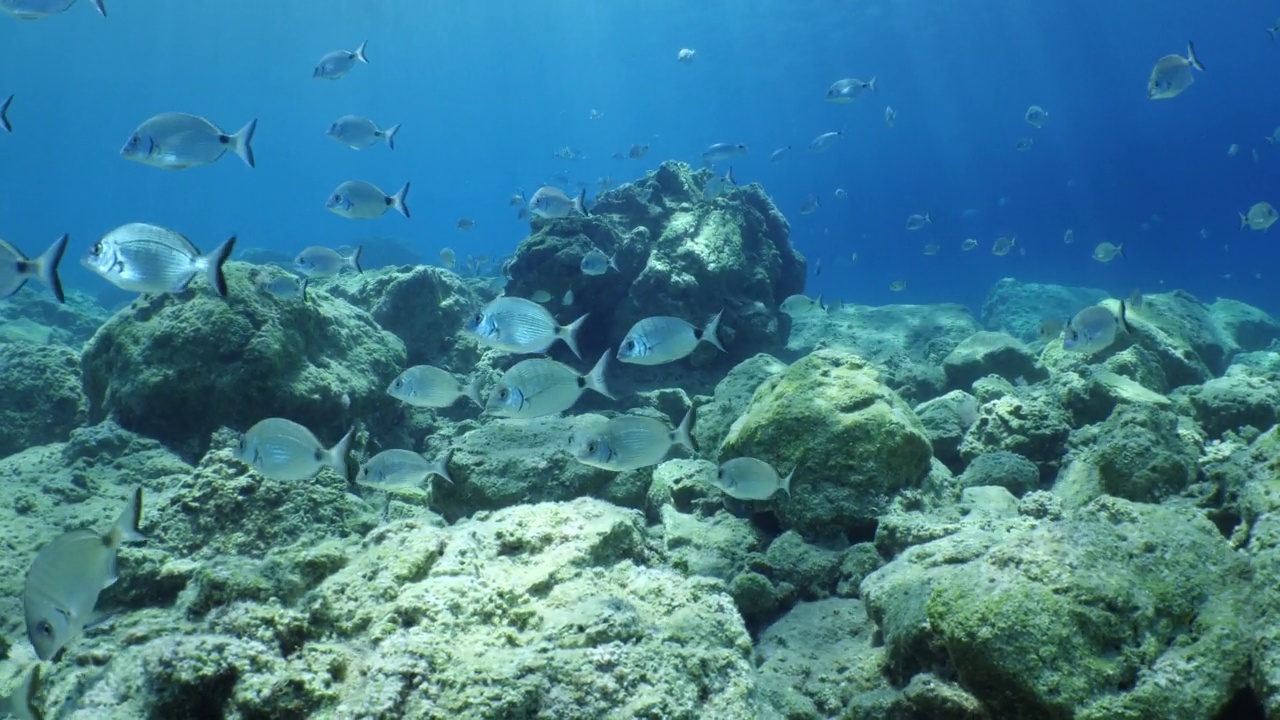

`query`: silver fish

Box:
[571,407,695,472]
[1,0,104,20]
[906,213,931,230]
[710,458,794,500]
[1147,42,1203,100]
[356,448,453,491]
[120,113,257,170]
[799,196,821,215]
[24,488,143,661]
[257,272,308,301]
[1,94,11,133]
[82,223,235,296]
[0,663,40,720]
[0,234,67,303]
[701,142,748,166]
[485,352,613,419]
[702,166,736,200]
[826,77,876,103]
[234,418,353,482]
[581,248,618,276]
[780,294,825,317]
[326,180,410,219]
[808,131,843,153]
[314,40,368,80]
[617,311,725,365]
[465,296,587,358]
[387,365,482,409]
[528,186,586,219]
[326,115,400,150]
[1063,301,1129,354]
[294,245,361,279]
[768,146,791,163]
[884,106,896,127]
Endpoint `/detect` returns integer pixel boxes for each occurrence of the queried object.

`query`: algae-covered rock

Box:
[958,450,1039,496]
[981,278,1108,344]
[692,353,787,459]
[1182,374,1280,438]
[914,390,979,471]
[0,286,111,346]
[862,496,1250,719]
[1078,404,1201,503]
[81,262,406,458]
[942,330,1047,390]
[720,349,933,539]
[0,342,86,457]
[958,391,1071,477]
[1210,296,1280,352]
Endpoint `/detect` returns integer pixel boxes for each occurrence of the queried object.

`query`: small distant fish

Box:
[439,248,457,269]
[1128,288,1145,311]
[1038,319,1063,342]
[851,252,858,263]
[83,223,234,296]
[387,365,482,409]
[1015,137,1034,152]
[701,142,748,166]
[628,144,650,160]
[530,290,553,303]
[617,311,725,365]
[581,248,619,276]
[1025,105,1049,128]
[884,106,896,127]
[562,289,574,305]
[1269,18,1280,41]
[889,280,906,291]
[24,488,143,662]
[508,191,525,207]
[1240,202,1278,231]
[327,115,400,150]
[314,40,369,80]
[808,131,843,153]
[294,245,362,279]
[780,294,826,317]
[922,242,941,256]
[799,195,821,215]
[326,180,411,219]
[571,407,696,472]
[1200,228,1209,239]
[709,457,793,500]
[356,448,453,492]
[0,94,11,133]
[834,188,848,199]
[1092,241,1124,263]
[485,352,613,419]
[457,218,476,231]
[961,238,978,251]
[825,77,876,103]
[1140,223,1151,232]
[1228,144,1240,157]
[529,186,587,219]
[1147,42,1203,100]
[3,0,104,20]
[1063,229,1075,244]
[0,234,67,303]
[1063,302,1129,354]
[905,213,931,230]
[588,109,604,121]
[992,236,1016,256]
[257,272,307,302]
[597,176,614,191]
[769,146,792,163]
[466,296,587,358]
[120,113,257,170]
[703,166,736,200]
[551,147,584,161]
[677,48,696,63]
[234,418,354,481]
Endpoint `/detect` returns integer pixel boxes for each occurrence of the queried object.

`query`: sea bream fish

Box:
[1062,301,1130,354]
[326,115,400,150]
[24,488,144,661]
[1147,42,1204,100]
[356,448,453,492]
[314,40,369,80]
[571,407,696,472]
[702,166,735,200]
[81,223,235,297]
[326,180,410,219]
[0,233,68,303]
[485,351,614,419]
[120,113,257,170]
[580,248,618,276]
[234,418,354,482]
[294,245,362,279]
[0,663,40,720]
[257,272,308,302]
[808,131,843,153]
[617,311,726,365]
[1,0,105,20]
[701,142,748,166]
[779,294,825,317]
[387,365,483,409]
[709,457,793,500]
[826,77,876,103]
[528,186,587,219]
[465,296,588,358]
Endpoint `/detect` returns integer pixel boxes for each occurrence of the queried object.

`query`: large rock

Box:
[690,353,787,460]
[720,349,933,539]
[1182,374,1280,439]
[1070,404,1201,504]
[942,330,1047,391]
[981,278,1107,344]
[913,390,979,471]
[0,342,86,458]
[81,262,406,458]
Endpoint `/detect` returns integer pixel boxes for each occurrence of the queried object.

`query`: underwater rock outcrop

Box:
[0,342,86,457]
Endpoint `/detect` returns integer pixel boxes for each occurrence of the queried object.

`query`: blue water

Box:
[4,0,1280,315]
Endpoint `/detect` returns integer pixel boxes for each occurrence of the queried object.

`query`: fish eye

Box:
[587,441,598,453]
[36,620,53,636]
[498,388,509,399]
[624,339,636,351]
[91,242,102,255]
[393,379,403,389]
[331,194,342,202]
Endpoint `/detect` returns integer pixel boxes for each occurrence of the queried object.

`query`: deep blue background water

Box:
[3,0,1280,315]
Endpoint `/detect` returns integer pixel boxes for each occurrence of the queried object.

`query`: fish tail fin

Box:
[203,235,236,298]
[674,405,697,454]
[816,294,826,312]
[328,427,356,482]
[108,487,146,547]
[432,447,454,485]
[391,182,411,218]
[560,312,589,360]
[1119,299,1131,335]
[868,76,877,93]
[781,468,795,498]
[1187,41,1204,71]
[90,0,105,14]
[383,123,401,150]
[348,245,363,274]
[925,212,932,224]
[1116,243,1125,259]
[584,350,614,400]
[574,188,588,216]
[0,94,11,133]
[700,310,727,352]
[34,233,68,303]
[726,166,735,185]
[1240,213,1249,230]
[354,40,369,64]
[228,118,257,168]
[463,376,484,408]
[300,277,309,303]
